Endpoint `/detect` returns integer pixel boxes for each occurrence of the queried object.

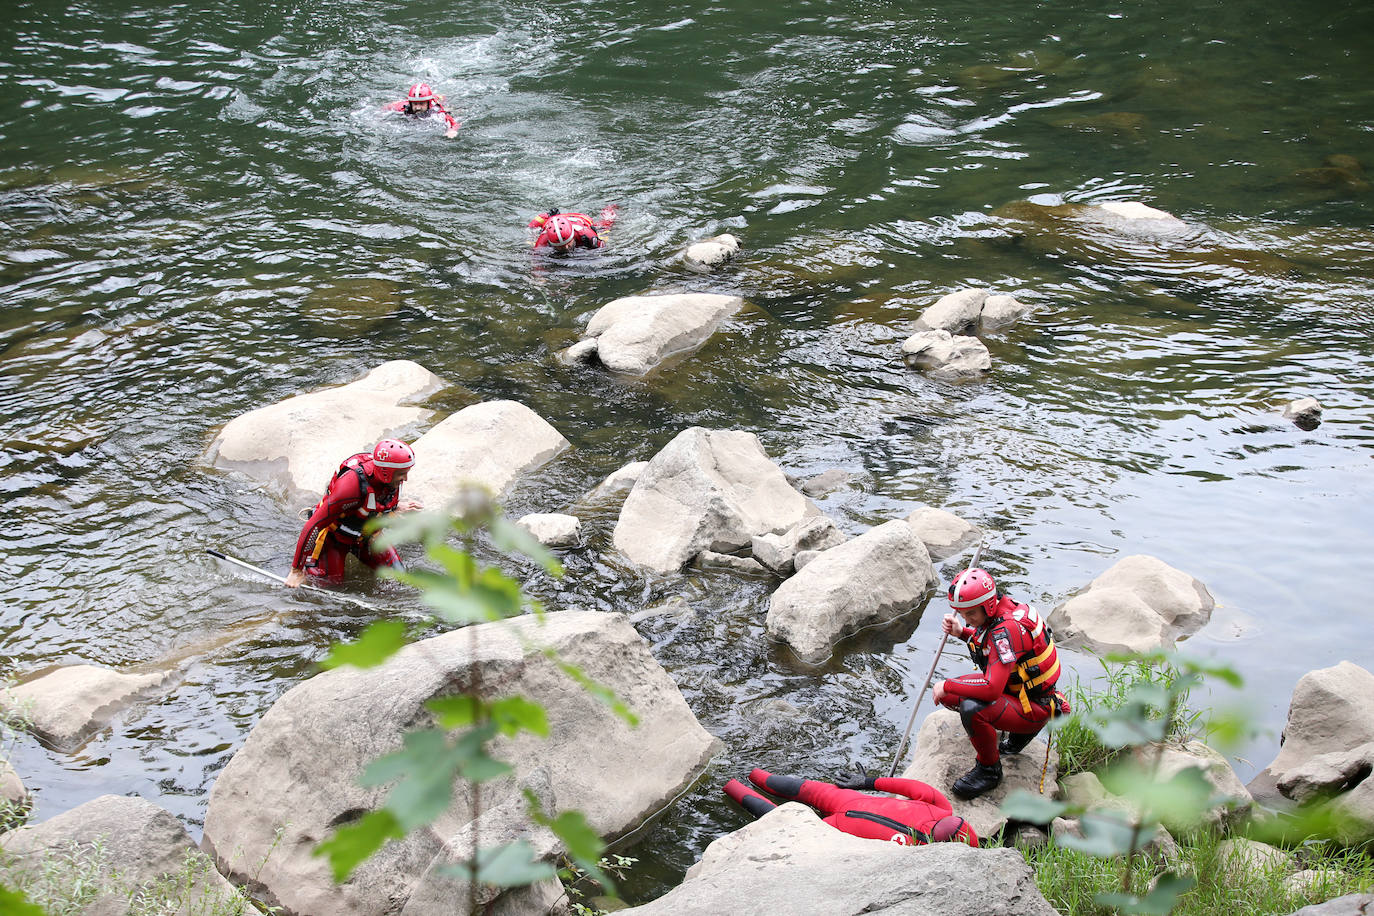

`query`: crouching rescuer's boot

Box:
[998,729,1038,756]
[952,761,1003,799]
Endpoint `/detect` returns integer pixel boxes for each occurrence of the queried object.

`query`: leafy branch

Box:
[311,489,636,910]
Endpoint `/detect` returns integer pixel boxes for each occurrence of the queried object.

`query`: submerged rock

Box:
[682,234,740,273]
[207,360,446,497]
[202,611,721,916]
[1282,397,1322,430]
[2,664,173,752]
[617,802,1060,916]
[585,460,649,503]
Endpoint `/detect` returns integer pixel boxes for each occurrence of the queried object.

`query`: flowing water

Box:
[3,0,1373,902]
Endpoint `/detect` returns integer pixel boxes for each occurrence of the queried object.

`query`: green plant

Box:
[1024,825,1374,916]
[1,678,34,832]
[0,838,110,915]
[556,854,638,916]
[1052,657,1204,779]
[1003,650,1246,914]
[312,491,637,913]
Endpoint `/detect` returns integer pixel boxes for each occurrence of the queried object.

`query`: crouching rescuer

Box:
[932,567,1068,799]
[285,438,421,587]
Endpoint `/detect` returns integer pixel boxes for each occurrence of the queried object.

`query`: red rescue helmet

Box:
[546,215,577,249]
[407,82,436,103]
[948,567,998,612]
[371,438,415,484]
[931,814,978,846]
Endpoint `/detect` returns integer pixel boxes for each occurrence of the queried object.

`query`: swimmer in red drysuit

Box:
[384,82,459,137]
[724,768,978,846]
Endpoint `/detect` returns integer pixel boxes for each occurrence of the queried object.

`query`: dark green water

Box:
[3,0,1373,903]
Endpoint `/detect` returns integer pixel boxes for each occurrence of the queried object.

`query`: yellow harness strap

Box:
[1012,638,1060,713]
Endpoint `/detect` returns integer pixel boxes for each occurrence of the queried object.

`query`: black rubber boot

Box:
[952,761,1003,799]
[750,768,805,799]
[998,730,1039,756]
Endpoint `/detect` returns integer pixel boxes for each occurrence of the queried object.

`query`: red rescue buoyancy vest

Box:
[323,453,400,543]
[966,599,1062,713]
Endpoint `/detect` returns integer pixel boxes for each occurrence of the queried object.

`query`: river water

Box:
[2,0,1372,903]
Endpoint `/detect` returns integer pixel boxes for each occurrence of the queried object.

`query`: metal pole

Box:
[205,548,385,613]
[888,635,948,777]
[887,536,986,777]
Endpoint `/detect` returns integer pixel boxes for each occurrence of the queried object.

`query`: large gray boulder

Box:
[564,293,745,376]
[405,400,569,509]
[613,428,817,574]
[207,360,446,496]
[1285,894,1374,916]
[1250,662,1374,805]
[1148,739,1253,831]
[899,709,1059,840]
[0,795,260,915]
[900,330,991,381]
[1276,741,1374,843]
[202,611,720,916]
[1047,555,1214,654]
[1,664,173,752]
[766,521,937,664]
[903,506,981,561]
[617,803,1060,916]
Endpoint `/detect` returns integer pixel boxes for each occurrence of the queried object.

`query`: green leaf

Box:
[451,725,512,784]
[318,620,410,670]
[427,695,484,729]
[1097,871,1196,915]
[422,588,502,625]
[1000,789,1071,825]
[1101,763,1213,828]
[1056,808,1141,857]
[474,840,559,887]
[489,696,550,738]
[370,507,458,551]
[360,728,476,830]
[0,884,47,916]
[548,810,605,863]
[489,516,564,575]
[314,809,405,882]
[1089,712,1165,748]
